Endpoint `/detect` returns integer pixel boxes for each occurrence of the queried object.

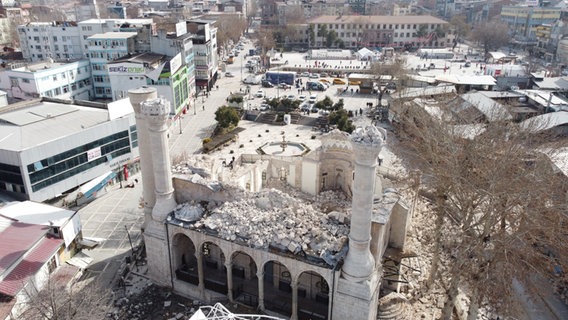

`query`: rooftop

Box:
[0,99,131,152]
[0,201,76,227]
[88,32,138,39]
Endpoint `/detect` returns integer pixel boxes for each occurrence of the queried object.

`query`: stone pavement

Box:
[78,175,144,286]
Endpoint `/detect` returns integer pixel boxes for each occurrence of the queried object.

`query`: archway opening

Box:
[263,261,292,317]
[297,271,329,320]
[231,251,258,308]
[201,242,227,294]
[173,233,198,285]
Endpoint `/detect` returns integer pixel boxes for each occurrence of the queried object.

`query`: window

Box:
[52,75,57,81]
[22,79,30,83]
[33,36,39,41]
[53,36,57,42]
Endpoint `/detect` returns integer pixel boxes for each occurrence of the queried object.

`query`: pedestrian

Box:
[202,105,205,111]
[359,108,363,116]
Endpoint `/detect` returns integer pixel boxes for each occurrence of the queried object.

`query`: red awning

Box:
[0,237,63,296]
[0,221,49,275]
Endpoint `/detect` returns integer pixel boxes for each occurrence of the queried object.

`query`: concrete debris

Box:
[350,125,386,146]
[189,189,351,257]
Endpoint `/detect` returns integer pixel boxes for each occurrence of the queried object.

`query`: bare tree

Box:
[216,15,247,54]
[369,57,408,106]
[393,100,568,319]
[471,20,510,57]
[17,275,116,320]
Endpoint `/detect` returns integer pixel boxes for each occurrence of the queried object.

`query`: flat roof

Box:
[514,89,568,111]
[480,91,524,99]
[78,18,153,25]
[112,52,165,64]
[532,77,568,90]
[435,75,496,86]
[0,201,75,227]
[88,32,137,39]
[391,85,456,100]
[308,15,448,25]
[0,101,111,152]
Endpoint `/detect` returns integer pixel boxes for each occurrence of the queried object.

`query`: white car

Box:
[308,94,317,104]
[301,72,310,77]
[225,72,235,77]
[286,94,296,100]
[255,90,265,98]
[298,95,306,102]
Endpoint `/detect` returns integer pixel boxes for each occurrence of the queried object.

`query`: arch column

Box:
[291,282,298,320]
[257,271,265,311]
[197,251,205,293]
[225,261,234,302]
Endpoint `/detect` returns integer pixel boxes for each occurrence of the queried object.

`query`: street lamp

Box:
[193,93,196,115]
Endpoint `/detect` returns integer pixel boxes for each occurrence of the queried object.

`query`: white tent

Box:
[356,47,376,60]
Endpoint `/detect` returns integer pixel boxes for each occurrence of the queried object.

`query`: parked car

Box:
[386,82,397,90]
[310,104,319,113]
[300,102,311,112]
[255,90,265,98]
[225,72,235,77]
[309,73,319,79]
[286,94,296,100]
[348,80,361,85]
[308,94,318,104]
[260,103,270,111]
[278,83,290,89]
[301,72,310,77]
[333,78,346,85]
[298,95,306,102]
[320,72,329,77]
[319,79,330,84]
[262,80,274,88]
[464,61,471,67]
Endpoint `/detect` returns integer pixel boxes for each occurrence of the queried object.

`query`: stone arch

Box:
[230,251,259,308]
[263,260,293,317]
[296,270,330,319]
[172,232,198,285]
[201,241,228,295]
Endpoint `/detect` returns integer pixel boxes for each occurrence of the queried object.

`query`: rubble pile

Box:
[191,188,351,257]
[350,125,386,146]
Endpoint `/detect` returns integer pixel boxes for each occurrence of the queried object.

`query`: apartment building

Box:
[501,6,561,40]
[18,21,83,62]
[187,20,218,92]
[0,59,92,100]
[307,15,449,49]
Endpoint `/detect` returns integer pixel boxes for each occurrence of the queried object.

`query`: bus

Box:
[264,71,296,85]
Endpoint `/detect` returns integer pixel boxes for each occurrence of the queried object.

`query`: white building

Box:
[17,21,83,62]
[187,20,219,91]
[0,60,92,100]
[0,98,139,202]
[0,89,7,107]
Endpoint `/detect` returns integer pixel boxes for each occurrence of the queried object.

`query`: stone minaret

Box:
[129,87,157,227]
[333,125,386,320]
[140,97,178,286]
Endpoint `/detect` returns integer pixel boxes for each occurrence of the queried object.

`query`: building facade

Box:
[0,59,92,100]
[187,20,219,92]
[0,98,139,202]
[17,21,83,62]
[501,6,561,41]
[107,52,191,118]
[306,15,449,49]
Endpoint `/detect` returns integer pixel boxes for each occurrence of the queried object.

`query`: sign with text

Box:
[87,147,101,162]
[107,62,146,75]
[176,21,187,37]
[170,53,182,74]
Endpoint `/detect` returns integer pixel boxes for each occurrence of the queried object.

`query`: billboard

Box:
[176,21,187,37]
[170,53,182,74]
[107,62,146,75]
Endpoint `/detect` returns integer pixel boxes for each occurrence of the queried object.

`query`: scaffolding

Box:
[189,303,285,320]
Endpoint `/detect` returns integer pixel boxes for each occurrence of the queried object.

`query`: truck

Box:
[264,71,296,86]
[243,75,262,85]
